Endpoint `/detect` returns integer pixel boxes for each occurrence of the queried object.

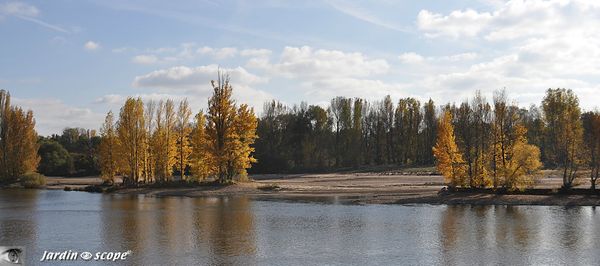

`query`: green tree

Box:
[542,88,583,189]
[38,139,73,176]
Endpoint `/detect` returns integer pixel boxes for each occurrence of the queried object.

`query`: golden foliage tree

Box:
[433,110,467,188]
[206,73,258,183]
[143,100,156,183]
[0,90,40,183]
[153,100,177,182]
[498,125,542,191]
[116,97,146,185]
[99,111,118,184]
[175,99,192,181]
[206,74,237,183]
[190,111,213,180]
[229,104,258,180]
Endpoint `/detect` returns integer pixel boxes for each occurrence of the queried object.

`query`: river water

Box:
[1,189,599,265]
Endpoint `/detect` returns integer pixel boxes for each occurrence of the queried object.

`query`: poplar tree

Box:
[542,88,583,189]
[116,97,145,185]
[582,111,600,190]
[206,73,258,182]
[175,99,192,181]
[433,110,467,188]
[206,73,237,182]
[190,111,212,180]
[230,104,258,179]
[0,90,39,183]
[99,111,118,184]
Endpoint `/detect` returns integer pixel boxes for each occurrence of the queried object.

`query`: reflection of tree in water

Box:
[499,206,533,248]
[439,205,466,266]
[193,196,256,265]
[0,189,38,247]
[561,207,583,249]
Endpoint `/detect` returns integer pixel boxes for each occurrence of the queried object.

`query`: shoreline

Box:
[35,172,600,206]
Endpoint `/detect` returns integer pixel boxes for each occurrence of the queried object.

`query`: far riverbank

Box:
[39,170,600,206]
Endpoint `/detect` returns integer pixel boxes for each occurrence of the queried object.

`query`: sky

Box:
[2,0,600,136]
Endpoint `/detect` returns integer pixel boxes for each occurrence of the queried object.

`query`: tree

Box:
[433,110,467,188]
[190,111,213,180]
[175,99,192,181]
[99,111,118,184]
[422,99,437,165]
[499,125,542,191]
[116,98,146,185]
[542,88,583,189]
[0,90,40,183]
[229,104,258,179]
[143,100,156,183]
[206,73,238,182]
[153,100,177,182]
[38,139,74,176]
[206,73,258,182]
[582,111,600,190]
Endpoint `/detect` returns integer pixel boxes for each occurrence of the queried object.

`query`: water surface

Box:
[1,189,599,265]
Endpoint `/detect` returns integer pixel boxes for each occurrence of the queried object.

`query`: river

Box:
[1,189,599,265]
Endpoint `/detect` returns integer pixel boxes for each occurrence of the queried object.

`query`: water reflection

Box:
[99,195,256,265]
[2,190,600,265]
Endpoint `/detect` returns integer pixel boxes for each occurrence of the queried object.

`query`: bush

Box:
[20,172,47,189]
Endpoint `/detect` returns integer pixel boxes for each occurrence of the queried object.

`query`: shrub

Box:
[20,172,47,189]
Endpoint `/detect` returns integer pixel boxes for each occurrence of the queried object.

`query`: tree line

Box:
[252,96,437,173]
[98,73,258,185]
[252,88,600,190]
[434,88,600,190]
[3,83,600,191]
[38,128,101,177]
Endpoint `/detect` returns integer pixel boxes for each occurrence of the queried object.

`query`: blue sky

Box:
[2,0,600,135]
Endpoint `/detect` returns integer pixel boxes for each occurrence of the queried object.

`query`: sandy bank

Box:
[81,171,600,206]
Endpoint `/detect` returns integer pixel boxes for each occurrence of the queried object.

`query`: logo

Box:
[0,246,25,265]
[80,252,93,261]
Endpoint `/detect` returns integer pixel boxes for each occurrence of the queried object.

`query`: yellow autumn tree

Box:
[143,100,156,183]
[0,90,40,183]
[229,104,258,180]
[206,73,238,183]
[99,111,118,184]
[116,97,146,185]
[190,111,213,181]
[500,125,542,191]
[153,100,177,182]
[433,110,467,188]
[175,99,192,181]
[206,72,257,183]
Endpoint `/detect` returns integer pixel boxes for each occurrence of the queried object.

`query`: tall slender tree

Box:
[116,97,145,185]
[175,99,192,181]
[99,111,118,184]
[206,73,238,182]
[433,110,466,187]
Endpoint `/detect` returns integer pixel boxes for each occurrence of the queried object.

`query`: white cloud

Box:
[12,97,104,136]
[133,64,266,89]
[240,48,272,58]
[132,54,158,65]
[84,41,100,51]
[252,46,390,79]
[197,46,238,59]
[417,9,493,38]
[398,52,425,64]
[131,64,272,110]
